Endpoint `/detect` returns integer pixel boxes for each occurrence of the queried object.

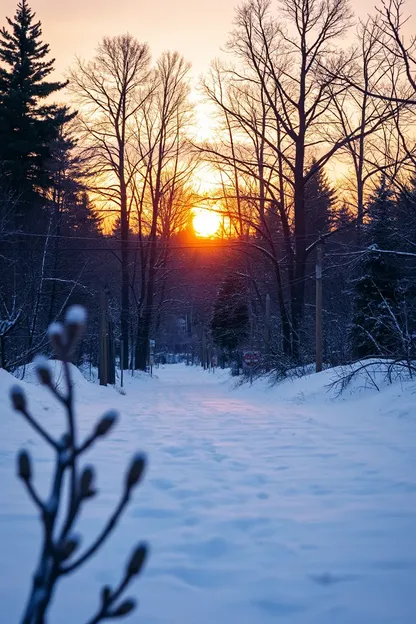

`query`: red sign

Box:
[243,351,260,365]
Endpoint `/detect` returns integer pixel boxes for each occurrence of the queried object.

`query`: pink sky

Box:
[1,0,404,81]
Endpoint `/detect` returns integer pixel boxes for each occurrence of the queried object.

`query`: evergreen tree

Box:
[47,109,83,212]
[61,192,102,237]
[350,177,404,358]
[211,274,250,352]
[305,160,336,244]
[0,0,70,205]
[395,178,416,349]
[396,177,416,252]
[334,201,354,229]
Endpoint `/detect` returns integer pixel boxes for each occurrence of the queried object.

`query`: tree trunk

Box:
[135,236,157,371]
[120,179,130,370]
[292,140,306,360]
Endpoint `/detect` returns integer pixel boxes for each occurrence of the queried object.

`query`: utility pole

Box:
[107,321,116,385]
[265,293,271,368]
[120,340,124,388]
[202,330,206,370]
[99,290,108,386]
[315,242,323,373]
[0,334,5,370]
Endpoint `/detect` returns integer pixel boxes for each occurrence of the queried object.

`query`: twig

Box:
[10,306,149,624]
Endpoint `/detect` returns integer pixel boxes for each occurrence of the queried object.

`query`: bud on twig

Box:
[33,355,52,386]
[126,543,148,578]
[65,305,87,350]
[80,465,95,498]
[48,322,66,358]
[10,385,27,412]
[65,305,87,327]
[125,454,146,490]
[17,450,32,481]
[111,599,136,617]
[101,585,112,606]
[95,410,118,437]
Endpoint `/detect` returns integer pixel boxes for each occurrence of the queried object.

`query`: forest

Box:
[1,0,416,381]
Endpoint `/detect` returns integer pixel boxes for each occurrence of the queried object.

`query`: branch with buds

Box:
[10,306,149,624]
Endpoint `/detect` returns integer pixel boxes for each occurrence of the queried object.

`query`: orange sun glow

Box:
[192,208,221,237]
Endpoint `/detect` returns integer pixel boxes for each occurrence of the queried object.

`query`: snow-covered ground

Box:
[1,362,416,623]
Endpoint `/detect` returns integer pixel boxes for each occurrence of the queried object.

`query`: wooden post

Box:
[265,293,271,367]
[120,340,124,388]
[131,329,134,376]
[202,331,206,370]
[107,320,115,384]
[99,290,108,386]
[0,335,5,369]
[149,339,155,377]
[316,242,323,373]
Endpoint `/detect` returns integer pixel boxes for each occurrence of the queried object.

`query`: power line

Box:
[2,230,349,243]
[4,234,246,247]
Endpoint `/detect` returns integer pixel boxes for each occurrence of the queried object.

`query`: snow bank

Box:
[0,365,52,411]
[14,358,93,391]
[1,362,416,623]
[234,359,416,407]
[15,359,154,396]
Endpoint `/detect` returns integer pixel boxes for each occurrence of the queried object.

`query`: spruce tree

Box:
[350,177,404,359]
[211,274,250,353]
[305,160,336,244]
[0,0,70,204]
[396,177,416,252]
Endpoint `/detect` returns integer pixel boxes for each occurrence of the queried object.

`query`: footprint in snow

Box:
[310,572,361,585]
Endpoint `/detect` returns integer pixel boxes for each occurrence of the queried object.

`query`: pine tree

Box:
[305,160,336,244]
[211,274,249,353]
[47,109,83,210]
[396,177,416,252]
[350,177,404,359]
[0,0,70,205]
[334,201,354,229]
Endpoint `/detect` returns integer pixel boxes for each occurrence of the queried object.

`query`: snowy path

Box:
[1,364,416,623]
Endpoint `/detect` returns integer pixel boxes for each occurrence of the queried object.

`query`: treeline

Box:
[0,0,416,377]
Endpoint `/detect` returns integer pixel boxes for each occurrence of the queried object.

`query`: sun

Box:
[193,208,221,238]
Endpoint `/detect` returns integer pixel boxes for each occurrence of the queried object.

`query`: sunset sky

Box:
[2,0,407,82]
[1,0,414,195]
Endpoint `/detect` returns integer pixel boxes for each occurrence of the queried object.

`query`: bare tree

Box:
[200,0,408,358]
[227,0,357,356]
[132,51,193,370]
[330,17,412,227]
[201,63,295,354]
[201,0,350,356]
[374,0,416,101]
[331,1,416,106]
[69,35,151,368]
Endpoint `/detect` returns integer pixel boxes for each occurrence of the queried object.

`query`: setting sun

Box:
[193,208,221,237]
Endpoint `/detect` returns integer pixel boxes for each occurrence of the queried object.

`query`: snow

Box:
[1,362,416,623]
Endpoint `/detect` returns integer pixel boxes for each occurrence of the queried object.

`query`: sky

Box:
[2,0,239,78]
[2,0,401,82]
[1,0,414,192]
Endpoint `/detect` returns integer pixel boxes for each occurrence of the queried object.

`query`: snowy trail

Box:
[1,364,416,623]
